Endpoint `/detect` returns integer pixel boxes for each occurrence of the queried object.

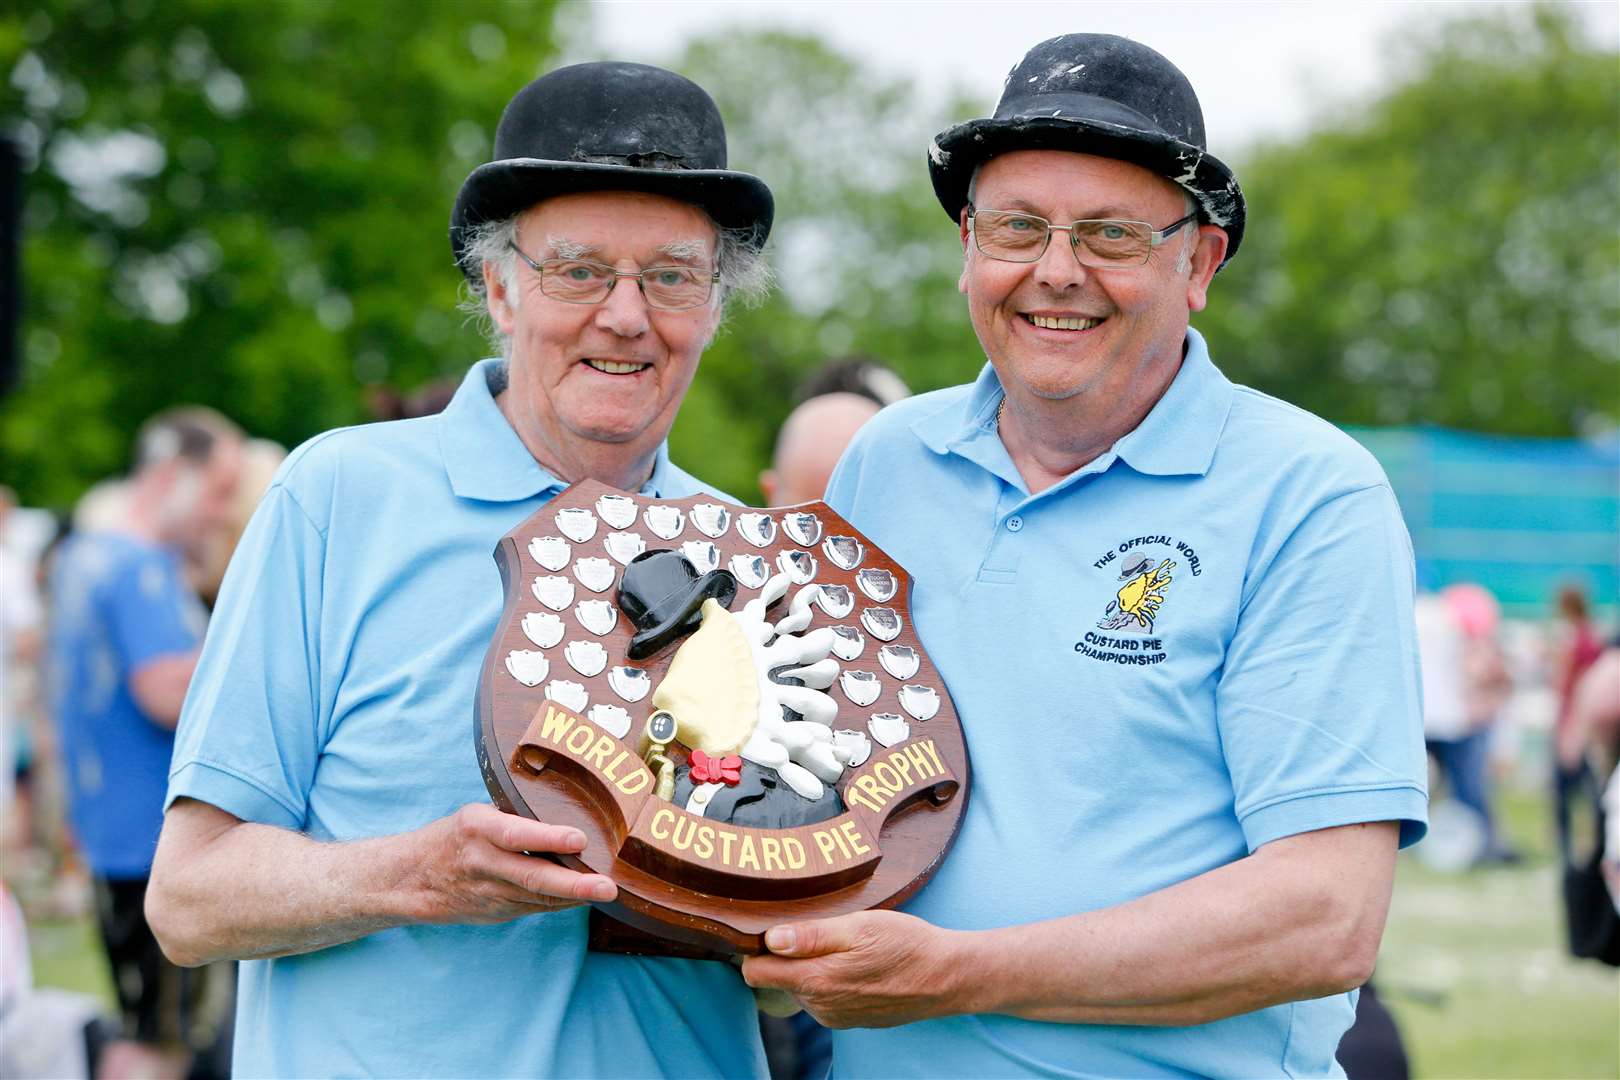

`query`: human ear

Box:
[484,262,517,334]
[1184,227,1229,313]
[957,209,972,295]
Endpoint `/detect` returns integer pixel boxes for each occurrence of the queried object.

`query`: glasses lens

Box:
[541,259,614,303]
[974,211,1049,262]
[640,266,711,310]
[1074,221,1152,264]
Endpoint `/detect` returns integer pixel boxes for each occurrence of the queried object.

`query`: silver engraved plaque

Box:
[898,684,940,721]
[555,508,598,544]
[528,536,571,572]
[877,644,920,681]
[856,568,898,603]
[532,576,575,611]
[643,504,685,540]
[595,494,638,530]
[782,512,822,547]
[861,606,903,642]
[822,535,864,571]
[691,503,731,538]
[738,513,777,547]
[522,611,566,649]
[504,649,549,687]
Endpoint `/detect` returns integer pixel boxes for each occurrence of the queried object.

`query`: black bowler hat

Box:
[928,34,1245,264]
[450,61,775,279]
[617,550,739,661]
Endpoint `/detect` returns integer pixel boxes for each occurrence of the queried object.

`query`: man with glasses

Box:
[146,63,772,1077]
[744,35,1428,1078]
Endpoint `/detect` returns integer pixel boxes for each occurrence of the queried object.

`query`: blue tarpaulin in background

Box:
[1348,426,1619,616]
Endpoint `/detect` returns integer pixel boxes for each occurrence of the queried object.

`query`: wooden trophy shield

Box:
[476,480,969,957]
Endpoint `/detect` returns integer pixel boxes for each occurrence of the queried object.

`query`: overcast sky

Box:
[577,1,1618,150]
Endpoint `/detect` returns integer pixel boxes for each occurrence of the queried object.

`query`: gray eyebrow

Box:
[655,238,711,263]
[545,236,597,260]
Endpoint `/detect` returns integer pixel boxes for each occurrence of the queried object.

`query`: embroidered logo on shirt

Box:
[1099,554,1176,633]
[1076,535,1203,666]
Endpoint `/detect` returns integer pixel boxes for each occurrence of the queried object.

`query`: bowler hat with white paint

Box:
[450,61,774,279]
[928,34,1245,263]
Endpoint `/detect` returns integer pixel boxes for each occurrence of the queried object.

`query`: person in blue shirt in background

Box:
[48,406,244,1079]
[144,62,778,1078]
[743,35,1429,1078]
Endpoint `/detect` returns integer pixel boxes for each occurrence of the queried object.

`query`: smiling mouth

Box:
[1023,314,1103,331]
[584,359,649,375]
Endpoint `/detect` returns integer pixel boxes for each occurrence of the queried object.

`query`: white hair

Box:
[457,210,771,358]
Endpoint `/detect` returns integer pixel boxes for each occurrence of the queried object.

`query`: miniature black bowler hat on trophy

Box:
[450,61,775,278]
[927,34,1245,264]
[618,550,739,661]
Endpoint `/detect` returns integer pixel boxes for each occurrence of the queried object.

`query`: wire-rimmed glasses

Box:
[509,243,717,310]
[968,208,1199,268]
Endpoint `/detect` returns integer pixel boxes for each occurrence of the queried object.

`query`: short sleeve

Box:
[105,548,200,671]
[1217,483,1429,850]
[166,484,327,830]
[823,423,875,518]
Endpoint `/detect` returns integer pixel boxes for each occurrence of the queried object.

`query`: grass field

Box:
[1376,787,1619,1078]
[17,786,1620,1077]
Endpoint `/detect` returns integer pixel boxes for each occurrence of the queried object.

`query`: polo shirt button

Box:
[1006,516,1023,532]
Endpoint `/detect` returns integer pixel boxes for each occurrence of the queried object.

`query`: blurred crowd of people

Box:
[2,407,279,1079]
[1412,580,1619,883]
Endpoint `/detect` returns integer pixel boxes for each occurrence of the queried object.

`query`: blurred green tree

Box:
[665,31,984,502]
[1199,3,1619,435]
[2,0,561,507]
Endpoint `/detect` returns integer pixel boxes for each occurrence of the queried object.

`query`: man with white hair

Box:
[46,406,242,1078]
[745,35,1428,1078]
[147,63,774,1077]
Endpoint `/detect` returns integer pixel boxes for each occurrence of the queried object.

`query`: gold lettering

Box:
[738,835,760,871]
[671,816,695,851]
[761,836,784,872]
[903,743,933,779]
[920,739,945,775]
[583,734,615,771]
[540,706,574,744]
[813,829,838,865]
[617,769,649,796]
[649,807,675,841]
[602,749,627,781]
[564,724,595,755]
[694,824,715,860]
[828,823,853,860]
[890,750,915,788]
[872,761,902,794]
[852,775,888,813]
[840,819,872,856]
[782,836,806,870]
[720,830,737,867]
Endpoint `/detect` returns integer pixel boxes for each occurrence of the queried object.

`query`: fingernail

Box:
[766,927,795,954]
[590,880,616,901]
[562,830,586,851]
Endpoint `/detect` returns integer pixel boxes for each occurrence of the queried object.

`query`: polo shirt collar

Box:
[911,327,1233,483]
[1112,327,1233,477]
[438,359,681,502]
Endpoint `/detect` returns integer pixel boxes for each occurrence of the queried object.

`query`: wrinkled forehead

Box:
[517,189,717,263]
[974,149,1190,220]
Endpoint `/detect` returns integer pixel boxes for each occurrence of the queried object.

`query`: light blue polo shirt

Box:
[168,360,767,1079]
[823,329,1428,1079]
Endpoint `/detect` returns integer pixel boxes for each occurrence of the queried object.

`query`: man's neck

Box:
[998,348,1183,495]
[119,487,167,546]
[496,390,659,494]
